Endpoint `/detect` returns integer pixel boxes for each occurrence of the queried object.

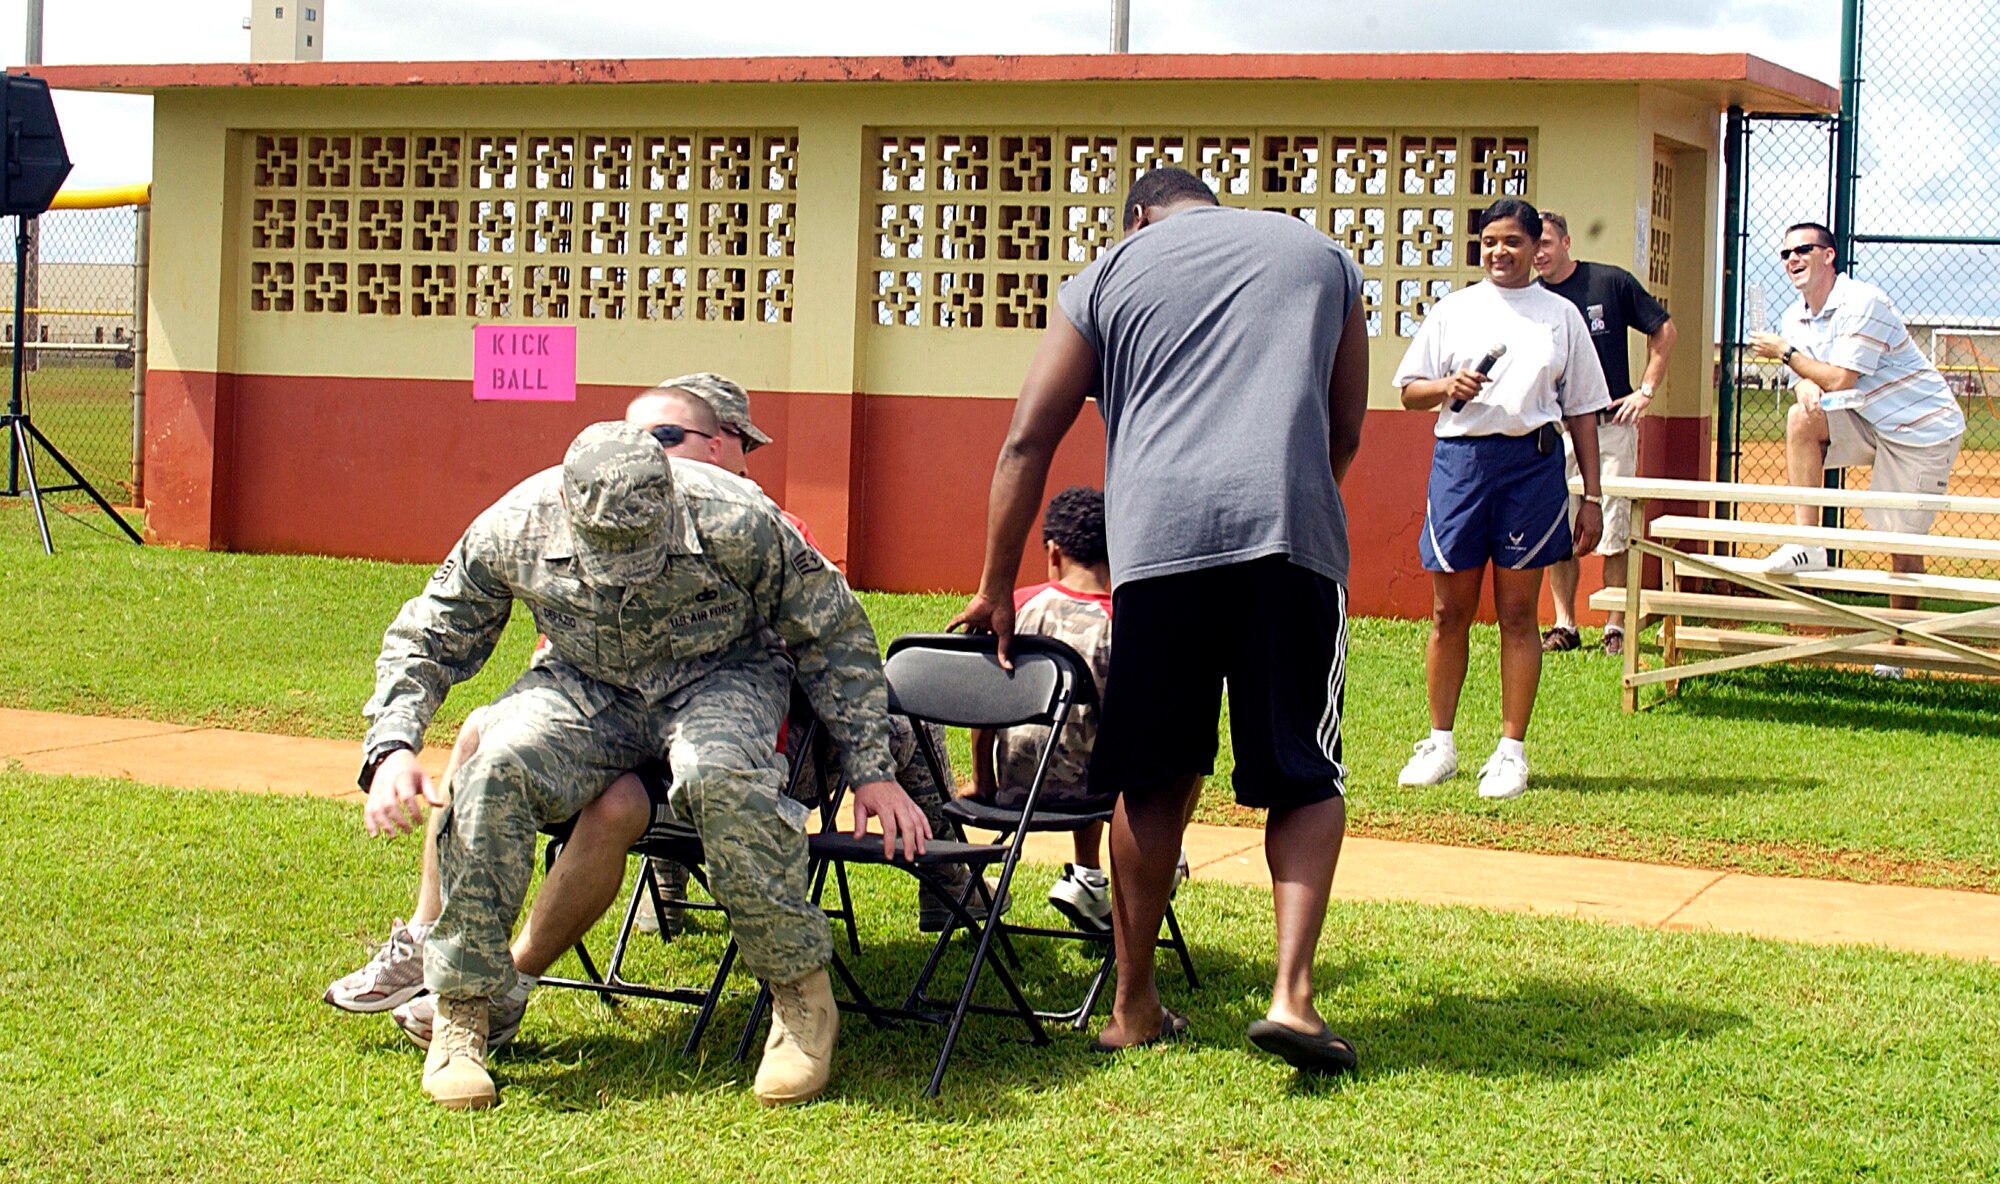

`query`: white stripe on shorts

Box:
[1316,583,1350,788]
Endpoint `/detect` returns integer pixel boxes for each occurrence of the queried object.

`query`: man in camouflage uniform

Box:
[361,420,931,1109]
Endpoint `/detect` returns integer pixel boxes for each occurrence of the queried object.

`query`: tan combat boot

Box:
[421,995,497,1110]
[752,967,837,1106]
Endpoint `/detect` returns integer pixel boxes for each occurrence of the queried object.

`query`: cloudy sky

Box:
[7,1,1993,318]
[8,0,1847,189]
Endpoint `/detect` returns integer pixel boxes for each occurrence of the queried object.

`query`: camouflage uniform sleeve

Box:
[361,521,514,754]
[741,514,897,786]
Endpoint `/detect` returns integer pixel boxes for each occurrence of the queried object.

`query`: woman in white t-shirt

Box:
[1389,198,1610,801]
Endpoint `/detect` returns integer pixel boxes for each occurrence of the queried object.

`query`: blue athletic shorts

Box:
[1420,433,1573,573]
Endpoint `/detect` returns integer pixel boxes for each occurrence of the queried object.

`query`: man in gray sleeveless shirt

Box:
[952,167,1369,1075]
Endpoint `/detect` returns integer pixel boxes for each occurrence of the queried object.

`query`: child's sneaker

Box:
[1048,863,1111,934]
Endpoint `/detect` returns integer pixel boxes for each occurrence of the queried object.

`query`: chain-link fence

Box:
[1721,114,1837,515]
[1,202,143,504]
[1844,0,2000,569]
[1720,1,2000,577]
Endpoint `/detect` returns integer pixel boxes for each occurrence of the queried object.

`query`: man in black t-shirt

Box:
[1534,211,1677,657]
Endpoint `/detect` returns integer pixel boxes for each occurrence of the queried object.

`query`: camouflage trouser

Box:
[428,654,830,997]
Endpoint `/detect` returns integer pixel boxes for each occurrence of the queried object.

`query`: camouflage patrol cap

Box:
[561,421,676,586]
[661,372,773,451]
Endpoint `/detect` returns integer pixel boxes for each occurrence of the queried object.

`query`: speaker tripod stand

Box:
[2,212,141,553]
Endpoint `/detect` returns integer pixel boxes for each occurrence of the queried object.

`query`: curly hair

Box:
[1041,486,1107,567]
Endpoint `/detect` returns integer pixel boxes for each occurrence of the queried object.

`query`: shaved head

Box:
[624,387,719,436]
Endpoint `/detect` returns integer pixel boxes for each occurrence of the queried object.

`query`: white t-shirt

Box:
[1393,281,1610,438]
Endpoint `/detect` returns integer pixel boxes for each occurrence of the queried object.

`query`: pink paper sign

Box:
[473,324,577,402]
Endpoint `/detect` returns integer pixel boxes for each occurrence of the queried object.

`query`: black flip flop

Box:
[1088,1008,1189,1054]
[1246,1019,1358,1075]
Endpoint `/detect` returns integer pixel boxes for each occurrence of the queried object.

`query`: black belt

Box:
[1458,423,1562,453]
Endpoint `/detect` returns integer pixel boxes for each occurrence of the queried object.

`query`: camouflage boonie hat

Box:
[562,421,676,586]
[662,372,772,451]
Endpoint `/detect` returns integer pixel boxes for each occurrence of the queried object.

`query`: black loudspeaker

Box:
[0,74,71,217]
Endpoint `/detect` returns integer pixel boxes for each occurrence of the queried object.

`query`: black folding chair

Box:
[536,691,858,1055]
[741,631,1144,1095]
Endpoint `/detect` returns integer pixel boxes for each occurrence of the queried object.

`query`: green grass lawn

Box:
[2,771,1996,1183]
[4,500,2000,890]
[4,361,134,501]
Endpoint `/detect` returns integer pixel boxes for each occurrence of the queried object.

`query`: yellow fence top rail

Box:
[49,183,151,210]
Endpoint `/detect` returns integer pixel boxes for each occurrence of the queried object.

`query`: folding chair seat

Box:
[744,630,1189,1096]
[534,689,858,1055]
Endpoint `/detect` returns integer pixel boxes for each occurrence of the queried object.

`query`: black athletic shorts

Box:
[1087,555,1348,810]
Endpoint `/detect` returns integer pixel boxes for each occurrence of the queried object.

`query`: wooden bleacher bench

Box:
[1570,477,2000,710]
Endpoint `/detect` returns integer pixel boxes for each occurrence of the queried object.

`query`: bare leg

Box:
[1785,400,1832,529]
[1264,795,1346,1033]
[1072,821,1106,868]
[1098,773,1203,1048]
[510,775,651,977]
[1492,567,1546,741]
[1602,549,1629,633]
[1548,556,1581,631]
[414,721,485,925]
[1890,552,1925,614]
[1426,569,1486,731]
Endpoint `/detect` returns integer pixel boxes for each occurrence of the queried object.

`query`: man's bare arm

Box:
[948,306,1095,663]
[1327,299,1369,485]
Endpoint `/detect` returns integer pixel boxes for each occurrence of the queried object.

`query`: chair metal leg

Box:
[925,878,1049,1097]
[1163,902,1199,987]
[1071,947,1115,1031]
[833,861,861,955]
[682,938,738,1056]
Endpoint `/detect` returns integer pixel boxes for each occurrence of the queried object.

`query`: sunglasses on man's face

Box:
[1778,243,1829,261]
[648,423,715,448]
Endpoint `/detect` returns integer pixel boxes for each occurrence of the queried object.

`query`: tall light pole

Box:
[1110,0,1129,52]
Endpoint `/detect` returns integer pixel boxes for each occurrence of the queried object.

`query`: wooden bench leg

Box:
[1661,553,1682,698]
[1622,544,1643,713]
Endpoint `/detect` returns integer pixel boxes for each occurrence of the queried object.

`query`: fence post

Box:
[1717,105,1744,493]
[131,204,149,504]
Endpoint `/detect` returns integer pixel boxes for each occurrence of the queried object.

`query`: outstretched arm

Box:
[948,306,1097,666]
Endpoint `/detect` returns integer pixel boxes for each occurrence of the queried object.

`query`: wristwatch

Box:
[1781,345,1798,366]
[1634,383,1655,399]
[1582,494,1604,506]
[358,741,414,791]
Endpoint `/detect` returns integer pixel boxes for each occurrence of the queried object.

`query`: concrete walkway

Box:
[5,706,1997,964]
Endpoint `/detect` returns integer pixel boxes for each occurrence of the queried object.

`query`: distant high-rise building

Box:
[248,2,324,62]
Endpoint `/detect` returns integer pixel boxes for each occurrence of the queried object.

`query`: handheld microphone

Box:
[1449,343,1508,412]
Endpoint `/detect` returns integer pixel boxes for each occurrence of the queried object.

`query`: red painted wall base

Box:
[143,369,1713,621]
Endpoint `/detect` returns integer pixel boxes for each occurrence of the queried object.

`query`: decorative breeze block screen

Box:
[869,128,1532,336]
[247,129,799,322]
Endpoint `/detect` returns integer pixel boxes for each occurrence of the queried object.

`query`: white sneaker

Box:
[323,918,428,1013]
[1397,737,1458,786]
[1762,544,1829,574]
[1476,750,1530,801]
[1048,863,1112,933]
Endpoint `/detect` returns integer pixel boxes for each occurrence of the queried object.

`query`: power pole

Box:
[1110,0,1129,52]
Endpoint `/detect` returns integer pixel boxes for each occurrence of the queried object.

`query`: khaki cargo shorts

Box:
[1825,408,1962,534]
[1565,417,1639,556]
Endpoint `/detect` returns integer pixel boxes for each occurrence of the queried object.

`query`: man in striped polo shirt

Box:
[1751,221,1966,586]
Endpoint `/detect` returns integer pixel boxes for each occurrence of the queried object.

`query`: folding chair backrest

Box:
[883,632,1095,730]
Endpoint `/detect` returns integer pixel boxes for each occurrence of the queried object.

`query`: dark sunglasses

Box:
[648,423,716,448]
[1778,243,1829,261]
